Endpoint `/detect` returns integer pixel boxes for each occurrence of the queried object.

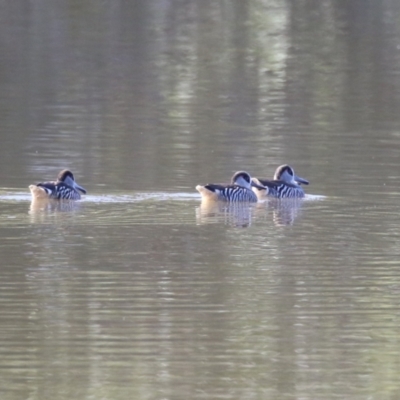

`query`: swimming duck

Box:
[252,164,309,199]
[29,169,86,200]
[196,171,265,202]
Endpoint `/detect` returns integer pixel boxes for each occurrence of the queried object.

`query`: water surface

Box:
[1,1,400,399]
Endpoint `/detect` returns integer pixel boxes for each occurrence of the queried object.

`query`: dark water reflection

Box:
[1,1,400,399]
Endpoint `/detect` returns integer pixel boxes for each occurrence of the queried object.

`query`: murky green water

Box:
[1,1,400,399]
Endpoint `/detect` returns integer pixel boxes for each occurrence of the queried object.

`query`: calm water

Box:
[1,1,400,399]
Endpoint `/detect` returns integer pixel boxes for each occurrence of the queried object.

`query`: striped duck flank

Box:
[252,164,309,199]
[29,169,87,200]
[196,171,266,202]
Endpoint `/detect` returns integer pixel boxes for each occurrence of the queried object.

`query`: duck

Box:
[29,169,87,200]
[196,171,265,202]
[252,164,309,199]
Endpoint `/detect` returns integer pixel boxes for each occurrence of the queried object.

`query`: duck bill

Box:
[251,179,266,190]
[73,182,87,194]
[295,175,309,185]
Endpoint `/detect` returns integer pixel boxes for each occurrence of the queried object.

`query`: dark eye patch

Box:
[239,173,250,183]
[283,166,292,175]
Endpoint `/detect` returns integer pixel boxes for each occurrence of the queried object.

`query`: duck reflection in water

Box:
[196,201,255,228]
[196,198,304,227]
[266,198,305,226]
[29,200,82,225]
